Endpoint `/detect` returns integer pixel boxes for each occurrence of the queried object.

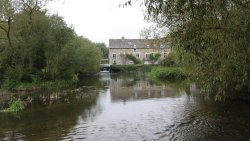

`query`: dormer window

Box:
[133,45,136,51]
[160,45,163,52]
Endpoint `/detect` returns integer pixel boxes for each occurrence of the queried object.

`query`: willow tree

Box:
[126,0,250,100]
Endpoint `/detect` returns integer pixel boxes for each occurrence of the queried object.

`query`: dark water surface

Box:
[0,74,250,141]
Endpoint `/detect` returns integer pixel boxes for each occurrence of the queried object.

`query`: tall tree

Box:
[126,0,250,100]
[95,43,108,59]
[0,0,15,49]
[0,0,102,90]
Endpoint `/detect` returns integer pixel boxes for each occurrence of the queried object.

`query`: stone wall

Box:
[109,48,171,65]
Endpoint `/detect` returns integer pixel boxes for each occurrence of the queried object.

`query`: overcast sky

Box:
[46,0,148,45]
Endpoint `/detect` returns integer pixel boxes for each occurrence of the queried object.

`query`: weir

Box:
[100,64,110,72]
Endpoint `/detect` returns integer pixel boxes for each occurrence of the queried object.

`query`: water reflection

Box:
[0,87,100,141]
[110,75,180,103]
[0,74,250,141]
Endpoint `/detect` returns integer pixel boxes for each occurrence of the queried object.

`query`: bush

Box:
[149,67,187,81]
[2,99,23,113]
[149,53,161,64]
[126,54,141,64]
[1,71,21,91]
[110,64,154,73]
[162,52,176,67]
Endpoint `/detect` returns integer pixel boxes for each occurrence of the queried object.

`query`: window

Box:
[145,53,150,59]
[144,61,150,64]
[129,61,134,64]
[136,53,140,58]
[164,53,168,58]
[112,53,117,60]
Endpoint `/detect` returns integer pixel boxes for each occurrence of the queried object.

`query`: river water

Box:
[0,74,250,141]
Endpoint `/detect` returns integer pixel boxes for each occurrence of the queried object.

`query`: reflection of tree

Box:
[0,75,114,140]
[110,76,185,101]
[0,81,104,140]
[166,87,250,141]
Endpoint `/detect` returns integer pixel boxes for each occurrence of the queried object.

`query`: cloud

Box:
[46,0,148,45]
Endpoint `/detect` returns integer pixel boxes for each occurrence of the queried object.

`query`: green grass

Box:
[110,64,155,73]
[148,67,187,81]
[1,99,23,113]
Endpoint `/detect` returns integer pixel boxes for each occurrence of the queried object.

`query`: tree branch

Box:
[0,20,8,23]
[7,17,13,48]
[231,0,250,9]
[0,25,7,33]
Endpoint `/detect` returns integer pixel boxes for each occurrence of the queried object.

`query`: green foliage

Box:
[149,67,187,81]
[48,37,101,79]
[0,1,102,91]
[137,0,250,100]
[162,51,179,67]
[110,64,154,73]
[2,99,23,113]
[95,43,108,59]
[126,54,141,64]
[149,53,161,64]
[1,70,21,91]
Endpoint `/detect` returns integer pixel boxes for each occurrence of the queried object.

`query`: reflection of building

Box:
[109,37,171,65]
[110,78,178,101]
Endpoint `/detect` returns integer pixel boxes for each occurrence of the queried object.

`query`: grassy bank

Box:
[110,64,155,73]
[148,67,187,81]
[0,73,80,92]
[1,99,23,113]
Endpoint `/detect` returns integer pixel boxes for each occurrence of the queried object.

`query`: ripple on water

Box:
[56,90,250,141]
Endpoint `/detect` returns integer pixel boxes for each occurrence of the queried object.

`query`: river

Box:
[0,74,250,141]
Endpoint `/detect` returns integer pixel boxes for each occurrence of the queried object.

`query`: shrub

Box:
[110,64,154,73]
[126,54,141,64]
[149,67,187,81]
[149,53,161,64]
[162,52,176,67]
[1,71,21,91]
[3,99,23,113]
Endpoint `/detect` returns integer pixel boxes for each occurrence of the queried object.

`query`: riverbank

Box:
[0,84,99,112]
[1,73,250,141]
[110,64,156,73]
[148,67,187,81]
[110,65,188,81]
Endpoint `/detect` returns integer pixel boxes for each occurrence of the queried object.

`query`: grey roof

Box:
[109,39,169,49]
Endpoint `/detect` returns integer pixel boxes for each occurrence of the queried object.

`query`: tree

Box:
[126,54,141,64]
[149,53,161,64]
[140,24,168,39]
[95,43,108,59]
[162,51,177,67]
[0,0,103,90]
[125,0,250,100]
[0,0,15,49]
